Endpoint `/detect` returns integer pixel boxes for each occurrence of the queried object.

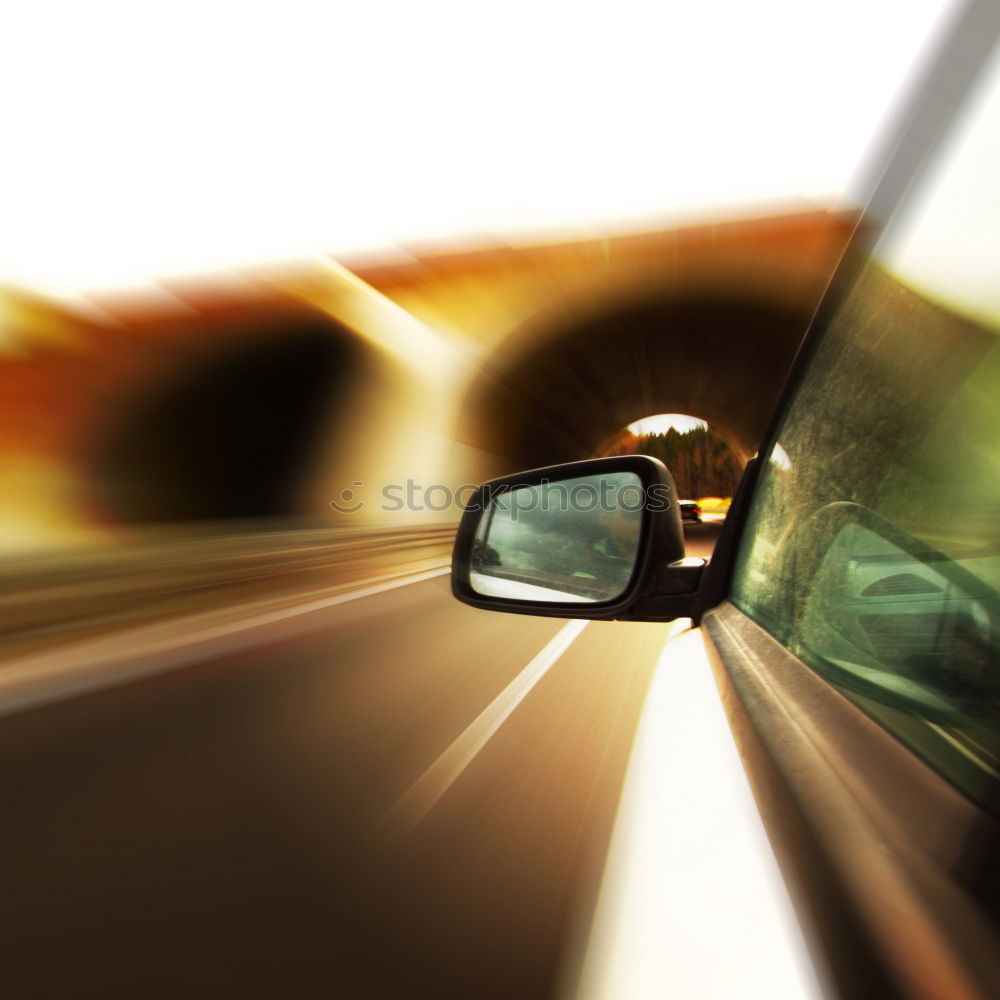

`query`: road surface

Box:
[1,521,722,999]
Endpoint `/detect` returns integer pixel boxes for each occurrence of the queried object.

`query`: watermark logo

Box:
[329,479,672,516]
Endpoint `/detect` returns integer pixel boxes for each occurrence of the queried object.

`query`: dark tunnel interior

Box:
[466,295,813,471]
[91,317,364,524]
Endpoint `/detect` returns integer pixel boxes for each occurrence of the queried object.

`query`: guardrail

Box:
[0,523,456,658]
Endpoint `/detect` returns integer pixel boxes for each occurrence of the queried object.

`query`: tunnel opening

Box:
[624,412,708,436]
[90,315,365,525]
[461,293,812,474]
[600,412,744,504]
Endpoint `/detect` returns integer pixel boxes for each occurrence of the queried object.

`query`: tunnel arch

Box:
[459,288,816,472]
[88,309,374,525]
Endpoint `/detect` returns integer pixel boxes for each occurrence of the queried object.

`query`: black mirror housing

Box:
[451,455,703,621]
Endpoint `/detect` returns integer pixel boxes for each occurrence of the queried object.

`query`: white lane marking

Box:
[569,627,823,1000]
[0,565,451,718]
[382,618,590,838]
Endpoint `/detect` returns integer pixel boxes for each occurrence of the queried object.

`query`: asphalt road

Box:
[1,520,721,1000]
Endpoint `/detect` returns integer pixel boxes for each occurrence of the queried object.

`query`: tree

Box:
[602,426,742,498]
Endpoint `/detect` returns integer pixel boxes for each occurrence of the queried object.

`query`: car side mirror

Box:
[452,455,705,621]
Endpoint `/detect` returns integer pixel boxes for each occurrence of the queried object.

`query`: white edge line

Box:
[570,623,824,1000]
[380,618,590,839]
[0,564,451,718]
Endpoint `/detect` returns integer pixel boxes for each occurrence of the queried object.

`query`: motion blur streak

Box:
[0,2,955,295]
[0,572,679,998]
[0,211,852,549]
[381,618,589,839]
[571,627,822,1000]
[0,563,450,719]
[1,525,455,656]
[0,209,804,994]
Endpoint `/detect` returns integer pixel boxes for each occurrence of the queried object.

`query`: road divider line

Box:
[381,619,589,839]
[0,564,451,719]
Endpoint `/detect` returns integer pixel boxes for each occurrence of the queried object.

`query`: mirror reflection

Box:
[470,472,644,603]
[798,518,1000,726]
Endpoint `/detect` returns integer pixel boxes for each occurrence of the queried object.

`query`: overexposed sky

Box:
[628,414,707,435]
[880,40,1000,329]
[2,0,960,297]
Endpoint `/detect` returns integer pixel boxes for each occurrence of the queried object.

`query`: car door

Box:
[701,13,1000,997]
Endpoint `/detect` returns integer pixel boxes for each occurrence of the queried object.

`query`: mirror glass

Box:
[470,471,644,603]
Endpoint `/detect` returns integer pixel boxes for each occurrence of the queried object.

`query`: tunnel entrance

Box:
[624,412,708,436]
[601,412,743,503]
[91,315,365,525]
[461,294,811,474]
[600,410,738,560]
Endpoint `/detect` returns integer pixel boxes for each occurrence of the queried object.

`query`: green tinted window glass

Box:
[731,53,1000,809]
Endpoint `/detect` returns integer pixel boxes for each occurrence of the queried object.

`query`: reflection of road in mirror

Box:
[471,472,645,603]
[471,511,723,602]
[470,572,599,603]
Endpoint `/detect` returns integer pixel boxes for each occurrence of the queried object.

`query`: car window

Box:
[731,48,1000,811]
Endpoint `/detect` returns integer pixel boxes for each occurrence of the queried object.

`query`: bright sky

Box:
[879,41,1000,330]
[1,0,960,298]
[628,414,708,435]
